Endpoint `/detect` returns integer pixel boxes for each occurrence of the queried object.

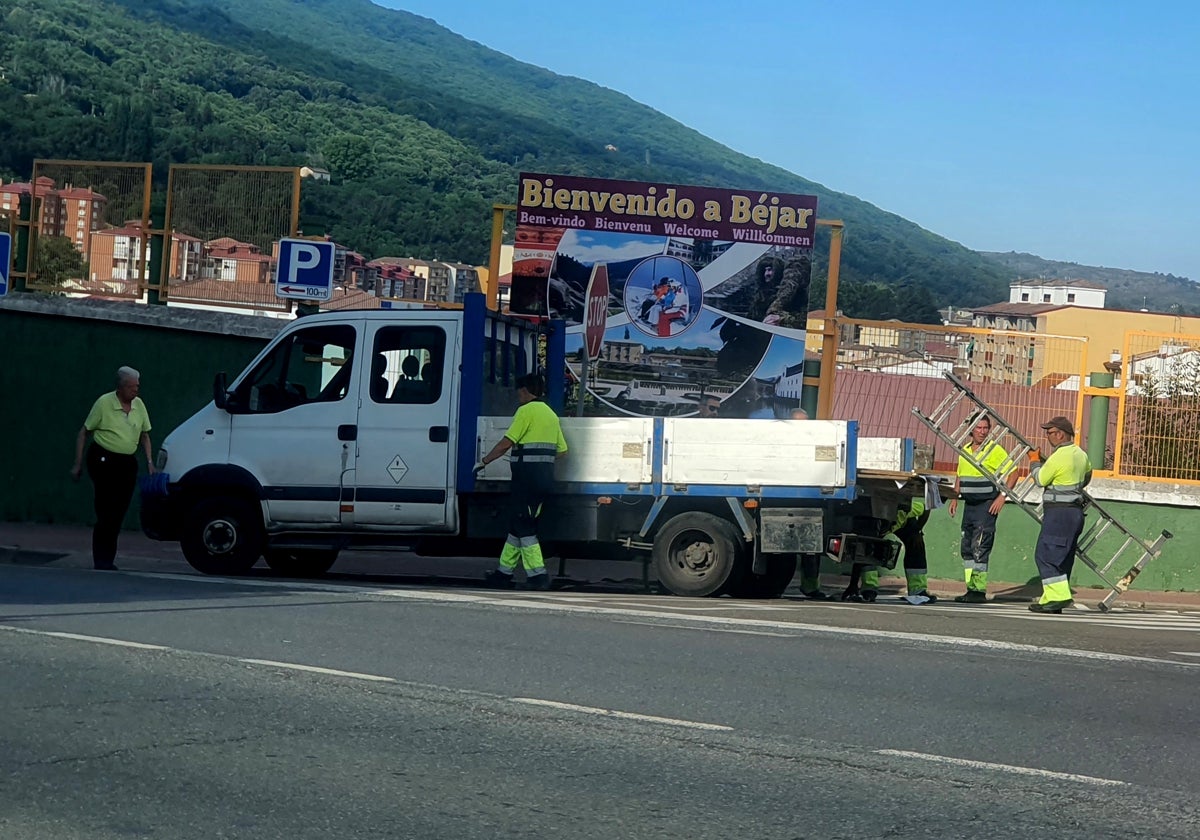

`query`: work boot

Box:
[908,590,938,604]
[801,589,830,601]
[840,588,864,603]
[954,590,988,604]
[1028,599,1074,614]
[524,573,551,591]
[483,570,515,590]
[860,589,878,603]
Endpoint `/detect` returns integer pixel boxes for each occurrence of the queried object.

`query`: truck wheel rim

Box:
[672,530,716,574]
[202,519,237,555]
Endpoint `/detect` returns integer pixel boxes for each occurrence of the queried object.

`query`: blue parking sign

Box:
[0,232,11,298]
[275,238,335,302]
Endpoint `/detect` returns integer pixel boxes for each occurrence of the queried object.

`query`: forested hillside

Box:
[1,0,1024,320]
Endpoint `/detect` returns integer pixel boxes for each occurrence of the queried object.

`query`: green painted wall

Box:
[921,502,1195,593]
[0,297,273,526]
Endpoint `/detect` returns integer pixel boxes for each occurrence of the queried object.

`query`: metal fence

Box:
[162,165,300,311]
[28,160,152,298]
[817,319,1088,471]
[1113,330,1200,484]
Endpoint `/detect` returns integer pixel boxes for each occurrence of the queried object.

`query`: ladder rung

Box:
[1099,536,1136,575]
[1077,518,1113,554]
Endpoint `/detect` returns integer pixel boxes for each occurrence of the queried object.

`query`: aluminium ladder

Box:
[912,372,1172,611]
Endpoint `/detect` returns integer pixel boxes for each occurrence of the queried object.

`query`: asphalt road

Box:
[2,562,1199,839]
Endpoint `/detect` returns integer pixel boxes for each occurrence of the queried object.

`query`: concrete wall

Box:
[0,294,277,526]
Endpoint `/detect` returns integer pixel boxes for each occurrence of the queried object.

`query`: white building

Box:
[1009,278,1106,308]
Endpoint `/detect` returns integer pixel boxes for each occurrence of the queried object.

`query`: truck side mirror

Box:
[213,372,229,410]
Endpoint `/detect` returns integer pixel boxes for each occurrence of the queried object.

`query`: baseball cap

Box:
[1041,416,1074,436]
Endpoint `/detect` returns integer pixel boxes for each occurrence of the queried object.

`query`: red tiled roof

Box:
[969,302,1061,316]
[831,369,1077,470]
[1012,278,1107,290]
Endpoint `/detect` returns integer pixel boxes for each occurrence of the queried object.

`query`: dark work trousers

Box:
[895,512,929,570]
[1034,504,1085,582]
[86,443,138,568]
[507,463,555,541]
[961,501,998,565]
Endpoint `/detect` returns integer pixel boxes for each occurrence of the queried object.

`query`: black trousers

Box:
[507,463,554,540]
[87,443,138,568]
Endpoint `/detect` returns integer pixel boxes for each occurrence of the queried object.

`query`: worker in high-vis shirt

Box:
[1028,415,1092,614]
[947,415,1019,603]
[477,373,568,591]
[853,498,936,604]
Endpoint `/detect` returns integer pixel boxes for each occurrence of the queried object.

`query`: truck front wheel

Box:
[653,512,745,597]
[181,497,263,576]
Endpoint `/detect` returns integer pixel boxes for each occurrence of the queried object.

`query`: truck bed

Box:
[472,417,919,501]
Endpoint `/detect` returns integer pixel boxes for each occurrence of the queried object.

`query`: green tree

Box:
[36,236,88,287]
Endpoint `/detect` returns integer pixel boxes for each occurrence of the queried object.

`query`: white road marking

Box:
[510,697,733,732]
[239,658,396,683]
[1169,651,1200,658]
[0,625,169,650]
[875,749,1127,787]
[616,620,793,637]
[11,568,1200,669]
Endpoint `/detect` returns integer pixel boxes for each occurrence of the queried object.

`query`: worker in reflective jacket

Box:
[1028,415,1092,614]
[478,373,568,591]
[948,415,1019,603]
[852,498,936,604]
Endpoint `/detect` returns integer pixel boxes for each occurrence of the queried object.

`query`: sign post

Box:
[578,263,609,416]
[275,238,335,303]
[0,232,11,298]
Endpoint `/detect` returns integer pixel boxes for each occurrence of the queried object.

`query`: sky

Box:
[379,1,1200,283]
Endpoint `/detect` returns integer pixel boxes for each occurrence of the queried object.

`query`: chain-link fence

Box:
[28,160,152,298]
[821,319,1087,471]
[162,165,300,311]
[1114,330,1200,483]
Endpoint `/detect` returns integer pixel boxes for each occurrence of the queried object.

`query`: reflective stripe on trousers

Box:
[961,502,997,592]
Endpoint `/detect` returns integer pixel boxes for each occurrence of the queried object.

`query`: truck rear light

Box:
[827,537,842,555]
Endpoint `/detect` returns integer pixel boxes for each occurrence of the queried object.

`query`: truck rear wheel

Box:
[181,497,263,576]
[264,549,338,578]
[653,512,745,597]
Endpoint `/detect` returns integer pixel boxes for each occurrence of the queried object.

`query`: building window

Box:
[1067,293,1076,303]
[1020,293,1029,301]
[1042,294,1051,303]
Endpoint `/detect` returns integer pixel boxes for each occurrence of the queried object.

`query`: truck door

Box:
[225,321,360,525]
[353,319,459,530]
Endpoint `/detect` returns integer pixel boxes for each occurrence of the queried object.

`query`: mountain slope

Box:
[0,0,1018,317]
[981,252,1200,315]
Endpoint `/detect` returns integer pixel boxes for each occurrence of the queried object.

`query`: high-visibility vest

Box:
[1034,443,1092,505]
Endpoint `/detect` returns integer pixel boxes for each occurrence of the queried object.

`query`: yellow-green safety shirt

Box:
[504,400,567,464]
[85,392,151,456]
[957,441,1012,503]
[1033,443,1092,505]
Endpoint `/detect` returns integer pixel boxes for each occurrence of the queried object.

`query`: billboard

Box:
[511,173,818,419]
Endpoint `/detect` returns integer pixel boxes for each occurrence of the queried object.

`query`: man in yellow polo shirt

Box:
[70,366,156,570]
[477,373,568,590]
[947,415,1017,603]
